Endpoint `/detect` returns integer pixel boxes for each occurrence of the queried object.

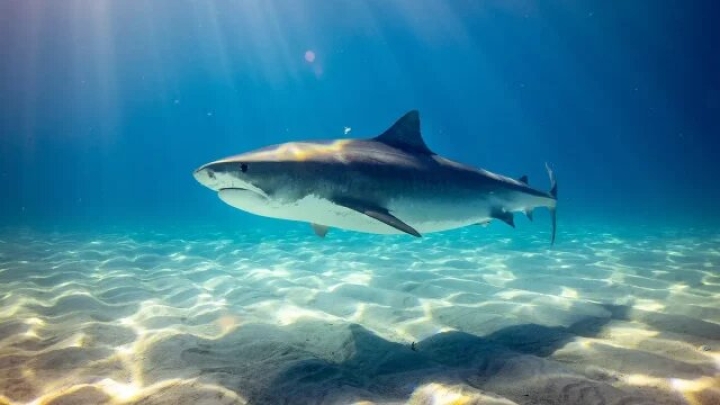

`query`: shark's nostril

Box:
[207,170,216,179]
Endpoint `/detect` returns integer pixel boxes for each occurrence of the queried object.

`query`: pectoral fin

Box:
[333,198,421,237]
[311,223,329,238]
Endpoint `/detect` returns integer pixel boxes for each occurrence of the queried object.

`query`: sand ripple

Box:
[0,224,718,404]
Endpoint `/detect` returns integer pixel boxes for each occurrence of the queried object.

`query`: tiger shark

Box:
[193,110,558,243]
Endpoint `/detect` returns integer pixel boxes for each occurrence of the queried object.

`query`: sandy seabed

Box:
[0,224,718,405]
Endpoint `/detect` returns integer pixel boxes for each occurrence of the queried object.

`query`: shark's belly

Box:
[292,196,485,234]
[218,189,489,235]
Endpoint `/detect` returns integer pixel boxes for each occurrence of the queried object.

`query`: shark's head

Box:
[193,145,287,214]
[193,140,353,215]
[194,153,264,194]
[194,140,350,190]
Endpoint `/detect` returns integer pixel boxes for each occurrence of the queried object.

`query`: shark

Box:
[193,110,558,243]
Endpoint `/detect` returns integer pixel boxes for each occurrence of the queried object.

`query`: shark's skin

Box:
[193,110,558,242]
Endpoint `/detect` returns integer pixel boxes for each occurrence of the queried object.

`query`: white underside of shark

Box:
[218,189,507,234]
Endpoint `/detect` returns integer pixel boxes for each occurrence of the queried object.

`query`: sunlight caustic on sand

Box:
[1,226,719,404]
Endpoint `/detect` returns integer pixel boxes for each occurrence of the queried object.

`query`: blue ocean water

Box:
[1,1,719,404]
[2,0,718,230]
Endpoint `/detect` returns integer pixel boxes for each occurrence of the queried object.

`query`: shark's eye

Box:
[240,163,248,173]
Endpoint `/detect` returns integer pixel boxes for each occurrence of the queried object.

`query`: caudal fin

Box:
[546,163,557,245]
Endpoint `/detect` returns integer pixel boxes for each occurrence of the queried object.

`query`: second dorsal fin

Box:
[373,110,433,154]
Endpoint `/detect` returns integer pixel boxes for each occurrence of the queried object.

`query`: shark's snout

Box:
[193,166,218,190]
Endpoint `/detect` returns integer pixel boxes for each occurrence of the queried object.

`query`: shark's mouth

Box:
[219,184,269,199]
[217,188,270,212]
[219,187,248,192]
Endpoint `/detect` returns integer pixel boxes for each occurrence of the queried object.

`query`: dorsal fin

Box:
[519,175,529,184]
[373,110,433,154]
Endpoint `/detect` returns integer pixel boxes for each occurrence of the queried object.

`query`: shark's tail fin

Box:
[546,163,557,245]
